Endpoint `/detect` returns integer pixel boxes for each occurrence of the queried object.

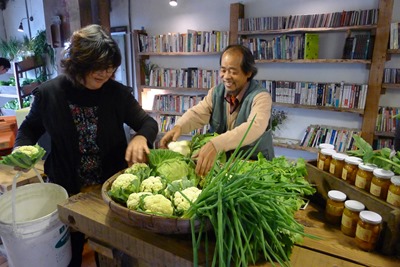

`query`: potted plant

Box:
[141,60,158,85]
[271,109,288,132]
[0,38,21,61]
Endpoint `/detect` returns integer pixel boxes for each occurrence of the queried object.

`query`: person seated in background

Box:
[13,24,158,267]
[0,57,11,75]
[160,44,274,177]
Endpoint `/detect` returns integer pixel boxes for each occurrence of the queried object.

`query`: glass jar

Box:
[325,190,346,225]
[355,211,382,251]
[386,175,400,207]
[341,200,365,237]
[318,148,336,172]
[341,156,362,185]
[370,168,394,200]
[329,153,348,178]
[355,163,377,191]
[318,143,335,162]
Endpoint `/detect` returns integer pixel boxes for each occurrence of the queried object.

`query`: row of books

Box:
[342,33,374,60]
[240,33,318,60]
[375,138,394,150]
[389,22,400,49]
[148,68,221,89]
[258,80,368,110]
[152,94,205,113]
[376,106,399,133]
[153,114,210,135]
[137,30,229,53]
[299,125,360,152]
[383,68,400,84]
[238,8,378,31]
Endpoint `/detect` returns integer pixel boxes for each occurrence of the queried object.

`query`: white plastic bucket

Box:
[0,183,72,267]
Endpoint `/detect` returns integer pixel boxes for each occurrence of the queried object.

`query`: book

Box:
[304,33,319,59]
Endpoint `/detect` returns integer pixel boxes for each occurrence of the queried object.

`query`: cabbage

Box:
[156,159,190,182]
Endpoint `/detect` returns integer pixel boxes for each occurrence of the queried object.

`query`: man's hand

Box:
[159,125,182,148]
[125,135,150,164]
[192,141,217,177]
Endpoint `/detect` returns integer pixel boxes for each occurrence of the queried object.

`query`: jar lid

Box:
[344,200,365,212]
[319,143,334,150]
[373,168,394,179]
[332,153,348,160]
[390,176,400,186]
[328,190,346,202]
[344,156,362,165]
[359,210,382,224]
[320,148,336,156]
[358,163,377,172]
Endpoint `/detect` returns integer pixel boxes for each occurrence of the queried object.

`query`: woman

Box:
[14,24,158,266]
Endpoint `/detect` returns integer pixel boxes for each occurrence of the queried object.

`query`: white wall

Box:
[128,0,394,159]
[0,0,45,41]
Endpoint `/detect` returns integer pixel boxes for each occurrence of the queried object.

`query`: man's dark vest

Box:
[210,79,275,160]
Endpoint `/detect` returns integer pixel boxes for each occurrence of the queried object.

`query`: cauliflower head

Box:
[13,145,39,156]
[124,163,152,181]
[173,186,202,216]
[167,140,191,157]
[108,173,140,204]
[140,194,174,216]
[127,192,152,210]
[140,176,165,194]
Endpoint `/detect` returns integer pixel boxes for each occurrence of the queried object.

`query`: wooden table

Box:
[0,160,44,193]
[57,189,400,267]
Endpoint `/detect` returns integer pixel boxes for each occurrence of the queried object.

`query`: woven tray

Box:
[101,171,207,234]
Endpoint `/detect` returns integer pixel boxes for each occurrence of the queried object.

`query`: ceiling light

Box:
[169,0,177,7]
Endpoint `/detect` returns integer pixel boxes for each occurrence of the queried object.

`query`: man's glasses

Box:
[93,67,116,74]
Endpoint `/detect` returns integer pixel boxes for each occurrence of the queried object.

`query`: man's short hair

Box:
[0,57,11,69]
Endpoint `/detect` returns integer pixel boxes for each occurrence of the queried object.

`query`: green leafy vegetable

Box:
[0,145,46,169]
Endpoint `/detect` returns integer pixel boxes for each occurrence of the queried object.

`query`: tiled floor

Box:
[0,242,96,267]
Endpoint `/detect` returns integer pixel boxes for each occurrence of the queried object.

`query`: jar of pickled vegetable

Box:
[386,176,400,207]
[370,168,394,200]
[325,190,346,225]
[318,148,336,172]
[318,143,334,162]
[341,157,362,185]
[341,200,365,237]
[329,153,348,178]
[355,211,382,251]
[355,163,377,191]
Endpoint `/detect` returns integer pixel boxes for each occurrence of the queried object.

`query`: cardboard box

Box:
[0,116,17,150]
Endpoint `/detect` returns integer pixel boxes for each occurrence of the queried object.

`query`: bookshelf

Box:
[132,29,228,136]
[229,1,393,152]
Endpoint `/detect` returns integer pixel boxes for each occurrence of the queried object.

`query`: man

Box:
[0,57,11,75]
[160,44,274,176]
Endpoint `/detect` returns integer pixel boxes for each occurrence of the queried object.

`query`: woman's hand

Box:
[125,135,150,164]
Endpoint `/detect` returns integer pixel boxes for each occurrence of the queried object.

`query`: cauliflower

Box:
[173,187,202,216]
[139,194,174,216]
[1,144,46,169]
[167,140,191,157]
[140,176,165,194]
[127,192,152,210]
[164,177,195,199]
[108,173,140,204]
[124,163,152,181]
[13,145,39,156]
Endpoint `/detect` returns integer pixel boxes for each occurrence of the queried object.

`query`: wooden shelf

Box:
[374,131,395,138]
[387,49,400,54]
[138,52,221,56]
[382,83,400,89]
[237,25,377,36]
[145,109,184,116]
[273,137,318,153]
[273,102,364,114]
[255,59,371,64]
[140,86,209,92]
